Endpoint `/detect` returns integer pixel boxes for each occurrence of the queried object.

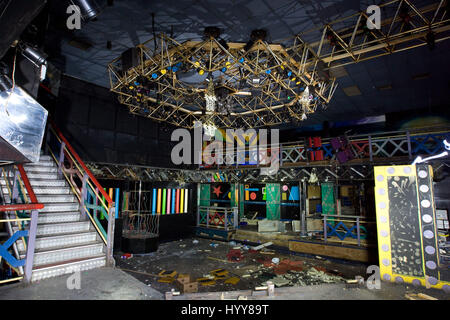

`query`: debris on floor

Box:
[405,292,438,300]
[115,237,364,294]
[121,253,133,259]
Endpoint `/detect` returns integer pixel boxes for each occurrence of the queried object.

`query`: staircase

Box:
[2,155,107,282]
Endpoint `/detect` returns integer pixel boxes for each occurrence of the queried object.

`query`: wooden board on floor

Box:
[288,240,375,263]
[233,229,298,248]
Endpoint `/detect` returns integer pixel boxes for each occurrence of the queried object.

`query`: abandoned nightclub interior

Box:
[0,0,449,306]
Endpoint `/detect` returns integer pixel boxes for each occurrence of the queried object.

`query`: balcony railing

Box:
[0,164,44,284]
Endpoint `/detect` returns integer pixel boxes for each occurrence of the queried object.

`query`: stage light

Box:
[71,0,101,21]
[19,43,47,67]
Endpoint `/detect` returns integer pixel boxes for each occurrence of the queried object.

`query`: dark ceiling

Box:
[41,0,450,126]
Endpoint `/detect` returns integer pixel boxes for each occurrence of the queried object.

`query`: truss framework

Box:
[86,160,450,184]
[108,0,450,129]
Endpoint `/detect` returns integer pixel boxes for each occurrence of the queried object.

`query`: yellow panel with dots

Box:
[374,165,450,292]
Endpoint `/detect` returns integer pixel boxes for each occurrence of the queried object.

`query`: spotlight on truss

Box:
[71,0,101,21]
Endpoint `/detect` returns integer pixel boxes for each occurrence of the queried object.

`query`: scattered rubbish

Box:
[315,256,323,260]
[229,241,237,246]
[224,277,240,285]
[271,275,290,287]
[158,277,175,283]
[177,274,190,284]
[158,270,178,278]
[255,286,268,291]
[197,278,216,286]
[417,293,438,300]
[253,242,273,251]
[233,246,242,250]
[210,268,229,277]
[192,240,199,244]
[227,249,244,262]
[210,243,219,248]
[121,253,133,259]
[242,274,251,278]
[243,245,250,250]
[179,244,186,248]
[237,296,248,300]
[271,258,280,264]
[207,256,229,263]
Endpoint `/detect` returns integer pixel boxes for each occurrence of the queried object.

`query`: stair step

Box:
[24,160,55,167]
[29,186,71,195]
[31,255,106,282]
[24,242,104,267]
[36,221,90,236]
[22,165,58,173]
[35,194,76,203]
[17,231,99,252]
[1,178,66,188]
[28,179,67,187]
[38,155,52,161]
[38,212,81,224]
[3,194,77,204]
[25,172,58,180]
[40,202,79,213]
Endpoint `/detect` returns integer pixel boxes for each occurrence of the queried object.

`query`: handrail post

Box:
[224,210,228,231]
[406,131,412,159]
[356,216,361,247]
[58,142,66,178]
[233,207,238,229]
[106,204,116,267]
[197,206,200,227]
[368,135,373,162]
[206,208,209,228]
[24,209,39,283]
[80,174,88,221]
[323,214,327,243]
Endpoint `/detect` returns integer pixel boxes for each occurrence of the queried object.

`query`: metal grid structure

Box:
[122,189,160,238]
[85,128,450,183]
[107,0,450,129]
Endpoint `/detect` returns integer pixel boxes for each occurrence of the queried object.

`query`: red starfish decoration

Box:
[212,185,222,197]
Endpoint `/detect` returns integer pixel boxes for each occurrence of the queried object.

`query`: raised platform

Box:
[232,228,377,263]
[195,226,235,241]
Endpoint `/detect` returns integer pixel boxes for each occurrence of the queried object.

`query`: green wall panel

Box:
[266,183,280,220]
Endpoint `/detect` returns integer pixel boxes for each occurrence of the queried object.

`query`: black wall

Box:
[52,75,178,168]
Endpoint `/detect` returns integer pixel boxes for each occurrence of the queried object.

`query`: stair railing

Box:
[0,164,44,284]
[45,120,116,266]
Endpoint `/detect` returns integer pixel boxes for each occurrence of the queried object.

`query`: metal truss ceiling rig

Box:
[108,0,450,129]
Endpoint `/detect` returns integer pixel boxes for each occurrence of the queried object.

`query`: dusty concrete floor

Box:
[0,267,163,300]
[0,237,448,300]
[116,237,449,300]
[115,237,367,293]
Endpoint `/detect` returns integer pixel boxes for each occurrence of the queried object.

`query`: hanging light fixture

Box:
[205,78,216,112]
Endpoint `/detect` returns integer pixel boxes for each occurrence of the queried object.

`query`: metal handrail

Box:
[46,120,116,266]
[48,120,113,205]
[0,164,43,283]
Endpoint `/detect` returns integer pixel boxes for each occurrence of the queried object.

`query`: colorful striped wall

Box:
[152,188,189,215]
